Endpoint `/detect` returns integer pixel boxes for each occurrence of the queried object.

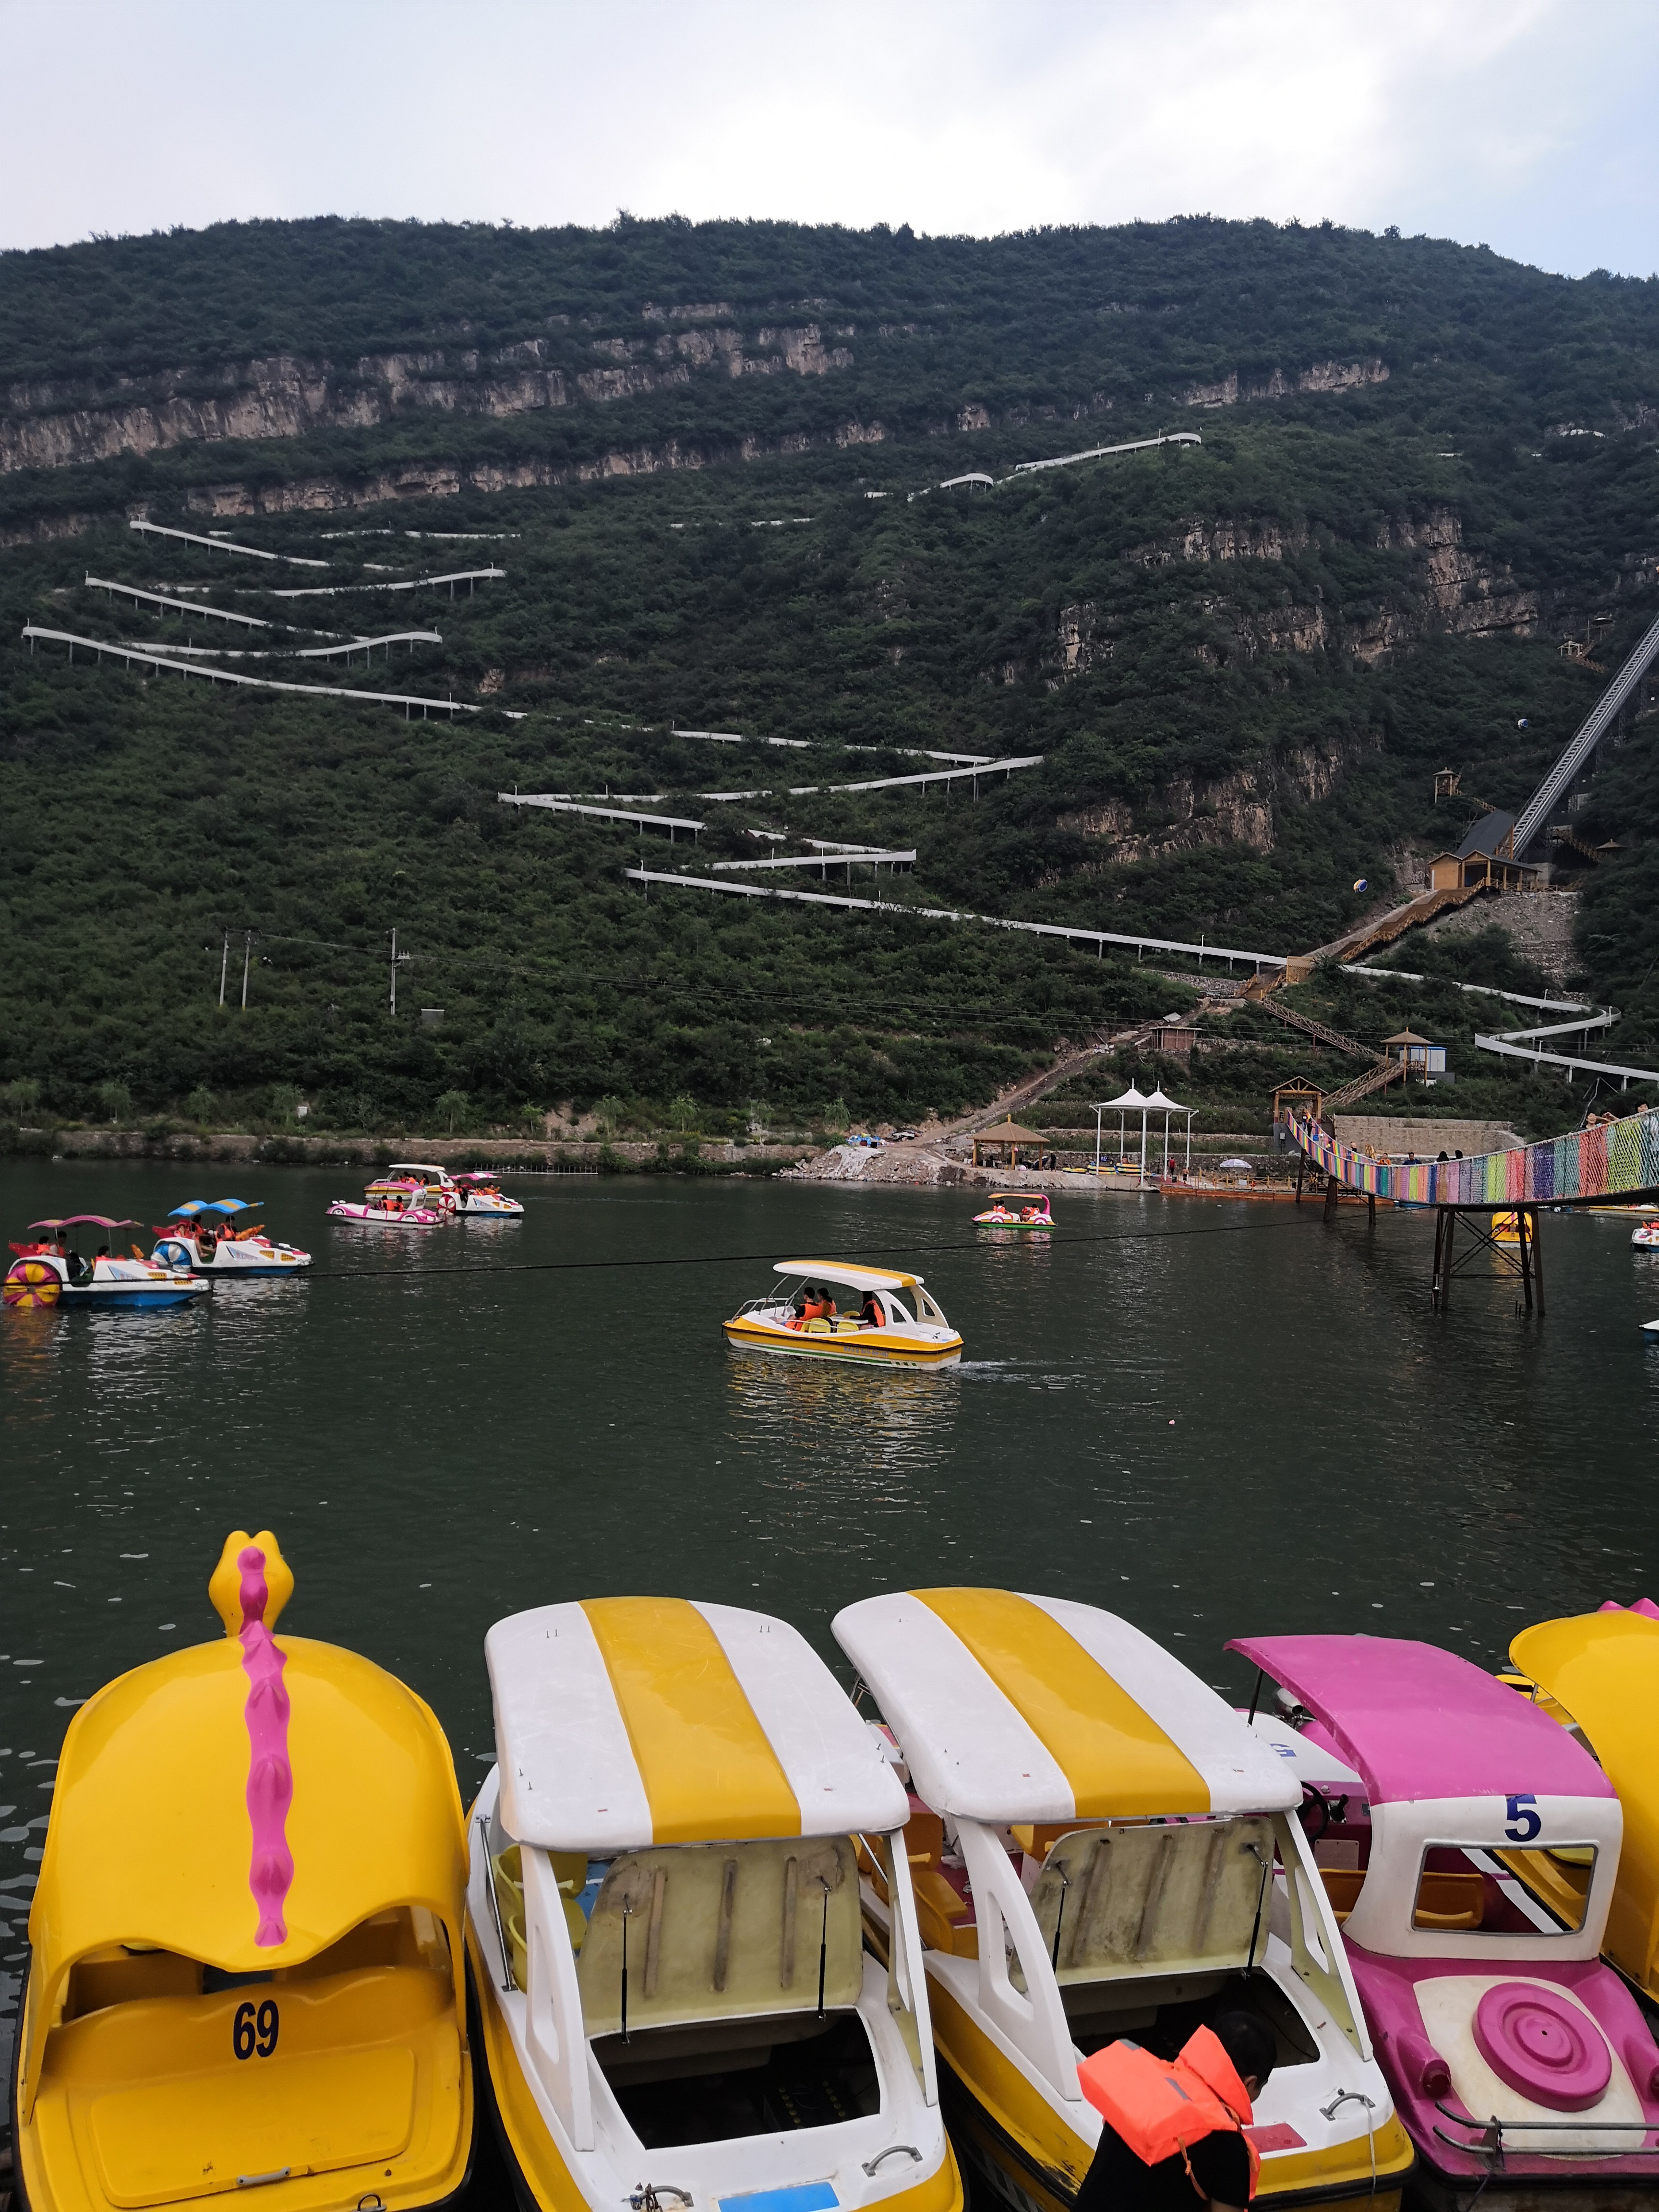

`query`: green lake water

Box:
[3,1158,1658,2173]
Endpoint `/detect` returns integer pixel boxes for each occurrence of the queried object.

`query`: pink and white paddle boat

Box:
[1229,1634,1659,2212]
[325,1176,444,1227]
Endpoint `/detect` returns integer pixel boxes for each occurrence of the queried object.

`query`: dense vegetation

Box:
[3,215,1657,1141]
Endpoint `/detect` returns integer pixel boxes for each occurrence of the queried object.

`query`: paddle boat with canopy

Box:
[724,1262,963,1366]
[1503,1601,1659,2010]
[1228,1632,1659,2212]
[325,1177,444,1226]
[971,1194,1054,1228]
[834,1590,1410,2212]
[11,1528,475,2212]
[386,1164,459,1214]
[5,1217,208,1310]
[466,1595,961,2212]
[452,1172,524,1218]
[151,1199,312,1276]
[1631,1218,1659,1250]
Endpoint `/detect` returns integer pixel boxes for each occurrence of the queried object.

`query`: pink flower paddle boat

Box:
[1228,1634,1659,2212]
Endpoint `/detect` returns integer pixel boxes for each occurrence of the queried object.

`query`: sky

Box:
[1,0,1655,277]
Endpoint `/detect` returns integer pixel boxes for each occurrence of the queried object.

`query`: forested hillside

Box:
[3,215,1658,1142]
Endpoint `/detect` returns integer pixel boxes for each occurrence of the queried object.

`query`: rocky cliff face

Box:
[0,319,861,475]
[1058,731,1383,860]
[1181,357,1388,408]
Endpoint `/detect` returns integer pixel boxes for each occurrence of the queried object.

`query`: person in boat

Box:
[859,1288,886,1329]
[803,1284,836,1322]
[1076,2010,1275,2212]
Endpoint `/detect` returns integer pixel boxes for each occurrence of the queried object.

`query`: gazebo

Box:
[971,1117,1047,1168]
[1143,1086,1197,1181]
[1091,1084,1194,1186]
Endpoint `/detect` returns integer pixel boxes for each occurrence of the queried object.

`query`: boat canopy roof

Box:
[27,1215,138,1230]
[1226,1633,1613,1807]
[32,1636,465,1991]
[453,1171,499,1184]
[487,1596,908,1854]
[168,1197,257,1217]
[987,1194,1048,1206]
[1512,1606,1659,1823]
[387,1161,454,1179]
[772,1258,920,1291]
[834,1588,1298,1825]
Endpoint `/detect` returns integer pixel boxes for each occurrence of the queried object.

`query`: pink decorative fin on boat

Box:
[235,1545,294,1946]
[1599,1600,1626,1613]
[1632,1598,1659,1621]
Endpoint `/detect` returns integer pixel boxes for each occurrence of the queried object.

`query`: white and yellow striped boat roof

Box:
[488,1597,909,1851]
[834,1588,1299,1824]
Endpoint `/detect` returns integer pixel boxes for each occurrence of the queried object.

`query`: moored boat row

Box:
[20,1550,1659,2212]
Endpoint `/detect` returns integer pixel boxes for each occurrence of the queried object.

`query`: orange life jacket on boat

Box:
[1078,2027,1260,2198]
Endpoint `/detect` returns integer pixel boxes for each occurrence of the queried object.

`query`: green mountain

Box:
[3,215,1657,1143]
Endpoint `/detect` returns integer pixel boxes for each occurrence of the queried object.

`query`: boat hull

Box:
[723,1316,962,1366]
[325,1204,442,1226]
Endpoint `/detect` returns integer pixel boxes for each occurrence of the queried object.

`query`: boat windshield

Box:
[1411,1841,1598,1935]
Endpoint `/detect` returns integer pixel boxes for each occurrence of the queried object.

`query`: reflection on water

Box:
[724,1348,963,1567]
[0,1162,1656,2137]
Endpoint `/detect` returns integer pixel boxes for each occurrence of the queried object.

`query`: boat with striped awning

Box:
[833,1590,1412,2212]
[467,1595,960,2212]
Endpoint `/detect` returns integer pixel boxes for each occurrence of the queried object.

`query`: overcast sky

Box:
[2,0,1654,277]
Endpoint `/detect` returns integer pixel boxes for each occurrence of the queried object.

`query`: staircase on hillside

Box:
[1250,994,1403,1112]
[1284,882,1491,982]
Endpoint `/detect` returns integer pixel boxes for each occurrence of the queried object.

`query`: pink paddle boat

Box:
[1229,1634,1659,2212]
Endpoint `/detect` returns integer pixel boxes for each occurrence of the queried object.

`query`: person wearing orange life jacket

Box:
[1075,2013,1275,2212]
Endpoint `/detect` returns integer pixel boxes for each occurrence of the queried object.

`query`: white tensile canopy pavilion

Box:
[1092,1084,1196,1186]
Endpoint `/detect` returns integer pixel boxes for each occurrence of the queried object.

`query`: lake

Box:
[3,1158,1656,2172]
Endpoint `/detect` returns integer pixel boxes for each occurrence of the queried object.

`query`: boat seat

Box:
[66,1946,202,2018]
[1412,1870,1486,1931]
[1319,1867,1366,1923]
[1011,1821,1106,1863]
[912,1869,978,1958]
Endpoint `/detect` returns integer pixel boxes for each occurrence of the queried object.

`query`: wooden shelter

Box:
[1272,1078,1324,1126]
[971,1118,1046,1167]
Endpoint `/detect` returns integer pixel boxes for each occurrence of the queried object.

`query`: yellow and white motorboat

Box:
[12,1529,474,2212]
[833,1589,1414,2212]
[723,1262,963,1366]
[466,1595,961,2212]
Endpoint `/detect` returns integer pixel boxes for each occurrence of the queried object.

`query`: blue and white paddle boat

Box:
[5,1216,208,1310]
[151,1198,312,1276]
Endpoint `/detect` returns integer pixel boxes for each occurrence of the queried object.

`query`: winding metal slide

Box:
[1511,607,1659,856]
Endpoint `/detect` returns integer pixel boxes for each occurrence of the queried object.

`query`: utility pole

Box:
[218,929,230,1007]
[389,928,413,1014]
[240,931,252,1010]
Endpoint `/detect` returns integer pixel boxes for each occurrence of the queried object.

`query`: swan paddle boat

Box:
[1504,1601,1659,2008]
[152,1199,312,1276]
[12,1528,474,2212]
[1631,1218,1659,1250]
[971,1194,1053,1228]
[453,1172,524,1217]
[5,1217,208,1310]
[724,1262,963,1366]
[326,1177,444,1226]
[835,1591,1410,2212]
[466,1595,961,2212]
[1229,1632,1659,2212]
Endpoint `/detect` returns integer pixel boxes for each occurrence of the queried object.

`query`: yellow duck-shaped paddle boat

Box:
[11,1530,474,2212]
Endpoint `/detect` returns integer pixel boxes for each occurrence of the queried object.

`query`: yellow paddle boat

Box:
[1505,1601,1659,2004]
[833,1589,1412,2212]
[12,1530,474,2212]
[466,1595,961,2212]
[724,1261,963,1366]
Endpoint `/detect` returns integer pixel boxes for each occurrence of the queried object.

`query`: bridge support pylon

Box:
[1431,1205,1545,1315]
